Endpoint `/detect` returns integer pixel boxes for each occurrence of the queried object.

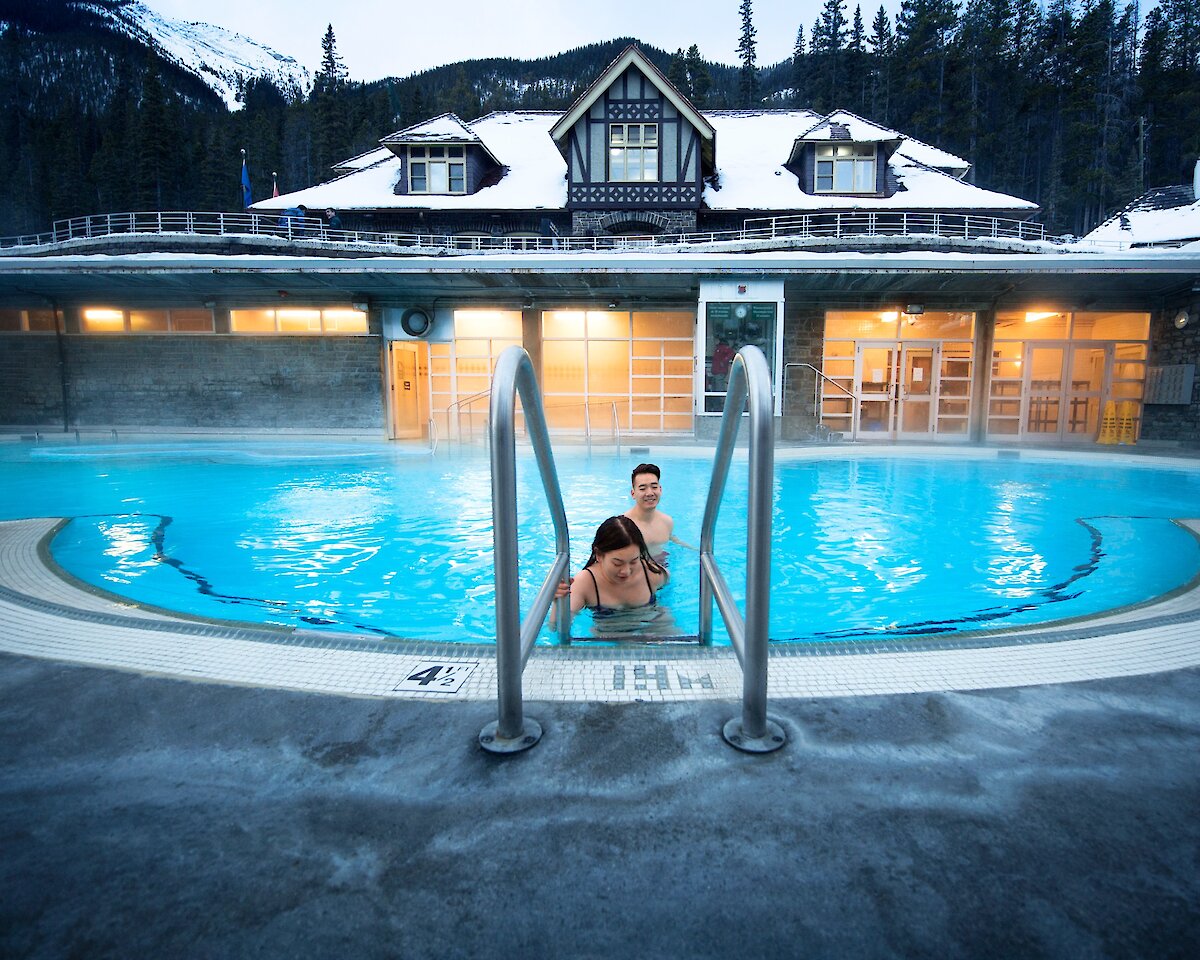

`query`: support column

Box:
[971,305,996,443]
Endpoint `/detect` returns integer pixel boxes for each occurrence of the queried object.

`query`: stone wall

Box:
[0,336,64,428]
[780,305,827,439]
[571,209,697,236]
[1142,309,1200,445]
[0,334,386,434]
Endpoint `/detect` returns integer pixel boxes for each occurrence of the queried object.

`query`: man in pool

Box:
[623,462,695,563]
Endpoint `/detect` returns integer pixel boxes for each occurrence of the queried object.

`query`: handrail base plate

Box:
[479,718,543,754]
[723,716,786,754]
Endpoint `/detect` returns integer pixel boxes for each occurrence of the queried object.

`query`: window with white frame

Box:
[0,308,60,332]
[79,307,214,334]
[815,143,877,193]
[608,123,659,182]
[408,145,466,193]
[229,307,368,334]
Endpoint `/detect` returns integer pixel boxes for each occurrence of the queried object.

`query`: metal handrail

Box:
[698,345,786,753]
[783,361,857,402]
[0,208,1087,253]
[541,397,624,449]
[479,346,571,754]
[445,389,492,442]
[783,361,857,438]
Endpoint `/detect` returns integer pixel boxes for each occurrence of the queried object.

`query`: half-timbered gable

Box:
[550,45,714,234]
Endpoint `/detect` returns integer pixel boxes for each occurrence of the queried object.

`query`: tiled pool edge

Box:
[2,517,1199,702]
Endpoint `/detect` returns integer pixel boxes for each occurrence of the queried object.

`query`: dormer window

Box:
[609,123,659,182]
[409,145,466,193]
[815,143,876,193]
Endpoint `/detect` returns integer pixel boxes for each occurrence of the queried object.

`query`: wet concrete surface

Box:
[2,651,1198,959]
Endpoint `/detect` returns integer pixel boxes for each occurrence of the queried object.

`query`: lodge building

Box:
[1,46,1197,447]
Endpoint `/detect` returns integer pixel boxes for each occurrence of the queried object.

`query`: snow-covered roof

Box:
[252,112,566,212]
[256,108,1034,215]
[787,110,970,177]
[1085,187,1200,248]
[331,146,392,175]
[703,111,1033,212]
[793,110,902,146]
[381,113,480,146]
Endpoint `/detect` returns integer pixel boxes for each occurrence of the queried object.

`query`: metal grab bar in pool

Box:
[480,346,571,754]
[698,345,786,753]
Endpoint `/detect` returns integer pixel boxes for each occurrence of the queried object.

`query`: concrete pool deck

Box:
[3,515,1200,956]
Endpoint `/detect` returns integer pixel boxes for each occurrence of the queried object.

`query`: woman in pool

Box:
[552,515,674,636]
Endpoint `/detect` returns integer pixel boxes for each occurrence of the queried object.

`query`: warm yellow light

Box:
[880,311,899,323]
[276,309,321,320]
[1024,312,1058,323]
[455,309,521,337]
[322,310,366,322]
[83,308,123,321]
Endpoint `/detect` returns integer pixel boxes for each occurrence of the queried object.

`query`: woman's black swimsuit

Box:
[584,563,657,616]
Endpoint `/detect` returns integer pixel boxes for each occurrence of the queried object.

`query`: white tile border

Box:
[2,516,1198,702]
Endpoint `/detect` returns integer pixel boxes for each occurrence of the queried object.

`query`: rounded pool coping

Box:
[2,511,1199,702]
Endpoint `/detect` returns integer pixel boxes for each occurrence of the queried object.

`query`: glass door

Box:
[387,341,429,440]
[897,342,936,438]
[1066,344,1109,437]
[1024,345,1066,438]
[856,343,896,437]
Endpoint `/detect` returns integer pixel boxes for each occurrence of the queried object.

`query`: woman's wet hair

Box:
[585,515,665,575]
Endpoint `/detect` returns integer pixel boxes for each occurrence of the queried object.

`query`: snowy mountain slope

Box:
[79,1,310,108]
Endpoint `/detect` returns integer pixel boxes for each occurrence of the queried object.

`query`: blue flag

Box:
[241,157,252,209]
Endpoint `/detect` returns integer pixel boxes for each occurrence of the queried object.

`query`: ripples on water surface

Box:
[1,443,1197,644]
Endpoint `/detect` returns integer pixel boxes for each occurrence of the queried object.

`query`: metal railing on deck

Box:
[698,345,786,753]
[0,208,1072,253]
[479,346,571,754]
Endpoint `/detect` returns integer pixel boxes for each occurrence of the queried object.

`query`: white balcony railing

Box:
[0,208,1067,254]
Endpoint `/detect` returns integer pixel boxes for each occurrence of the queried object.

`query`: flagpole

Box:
[240,148,252,211]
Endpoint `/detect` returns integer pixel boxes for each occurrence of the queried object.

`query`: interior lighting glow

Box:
[83,308,123,321]
[1025,312,1058,323]
[881,311,899,323]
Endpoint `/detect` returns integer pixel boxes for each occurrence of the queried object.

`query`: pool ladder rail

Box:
[481,344,785,755]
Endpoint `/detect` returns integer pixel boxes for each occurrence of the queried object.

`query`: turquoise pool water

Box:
[1,442,1198,644]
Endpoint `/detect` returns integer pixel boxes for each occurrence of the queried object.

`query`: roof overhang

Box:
[1,251,1195,312]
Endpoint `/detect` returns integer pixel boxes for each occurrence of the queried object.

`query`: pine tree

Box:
[791,26,808,107]
[894,0,961,143]
[312,24,351,179]
[316,24,348,95]
[668,48,690,95]
[135,53,170,209]
[811,0,849,112]
[685,45,712,105]
[447,67,481,121]
[869,5,894,120]
[737,0,759,106]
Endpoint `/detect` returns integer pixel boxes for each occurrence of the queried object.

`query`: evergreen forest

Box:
[1,0,1198,238]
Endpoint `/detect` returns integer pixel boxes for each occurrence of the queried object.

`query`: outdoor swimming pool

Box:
[1,441,1198,645]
